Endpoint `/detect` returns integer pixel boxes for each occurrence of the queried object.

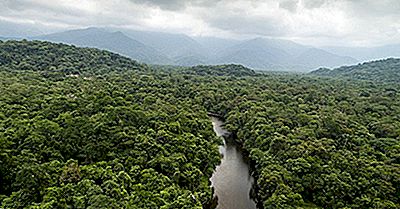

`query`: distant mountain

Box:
[214,38,358,71]
[193,36,240,55]
[293,48,357,69]
[310,58,400,83]
[32,27,360,71]
[174,55,207,66]
[121,29,207,65]
[34,28,171,64]
[323,45,400,62]
[214,38,292,69]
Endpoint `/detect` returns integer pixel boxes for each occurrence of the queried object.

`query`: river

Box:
[210,117,257,209]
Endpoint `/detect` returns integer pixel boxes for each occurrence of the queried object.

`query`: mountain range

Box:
[1,27,396,71]
[34,28,171,64]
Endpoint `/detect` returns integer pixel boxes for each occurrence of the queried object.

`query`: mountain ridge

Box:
[33,28,172,64]
[215,38,358,71]
[29,27,360,71]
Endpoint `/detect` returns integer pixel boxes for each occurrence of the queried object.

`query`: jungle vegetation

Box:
[0,40,399,208]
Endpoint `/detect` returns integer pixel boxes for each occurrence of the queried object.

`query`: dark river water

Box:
[210,117,257,209]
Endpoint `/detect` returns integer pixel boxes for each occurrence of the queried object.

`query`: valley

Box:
[0,40,399,208]
[1,0,400,208]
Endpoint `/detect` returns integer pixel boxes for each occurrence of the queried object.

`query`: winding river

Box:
[210,117,257,209]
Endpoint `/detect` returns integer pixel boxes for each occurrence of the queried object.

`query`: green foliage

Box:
[0,41,220,208]
[220,76,400,208]
[0,40,147,75]
[186,64,256,76]
[1,40,399,209]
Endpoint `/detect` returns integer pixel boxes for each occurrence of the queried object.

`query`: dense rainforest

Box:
[0,40,221,208]
[0,40,399,208]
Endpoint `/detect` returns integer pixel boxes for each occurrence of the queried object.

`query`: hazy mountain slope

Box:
[34,28,171,64]
[251,38,309,56]
[193,36,240,54]
[294,48,358,68]
[174,55,207,66]
[310,58,400,83]
[31,27,359,71]
[323,45,400,62]
[122,29,207,63]
[215,38,357,71]
[215,39,291,69]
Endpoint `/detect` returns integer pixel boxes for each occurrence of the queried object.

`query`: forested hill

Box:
[310,58,400,83]
[0,40,147,74]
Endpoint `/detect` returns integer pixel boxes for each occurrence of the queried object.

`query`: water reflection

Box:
[210,117,256,209]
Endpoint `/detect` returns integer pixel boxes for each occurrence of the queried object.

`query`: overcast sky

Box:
[0,0,400,47]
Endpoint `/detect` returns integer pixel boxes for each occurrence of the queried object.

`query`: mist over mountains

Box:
[323,45,400,63]
[29,27,356,71]
[2,27,400,71]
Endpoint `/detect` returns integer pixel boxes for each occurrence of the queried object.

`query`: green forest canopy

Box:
[0,40,399,208]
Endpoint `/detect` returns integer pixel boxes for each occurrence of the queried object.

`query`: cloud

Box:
[279,0,298,13]
[129,0,187,11]
[0,0,399,46]
[301,0,327,9]
[128,0,222,11]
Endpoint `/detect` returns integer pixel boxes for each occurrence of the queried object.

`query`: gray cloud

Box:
[301,0,326,9]
[0,0,88,16]
[129,0,222,11]
[345,0,400,17]
[279,0,298,12]
[129,0,186,10]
